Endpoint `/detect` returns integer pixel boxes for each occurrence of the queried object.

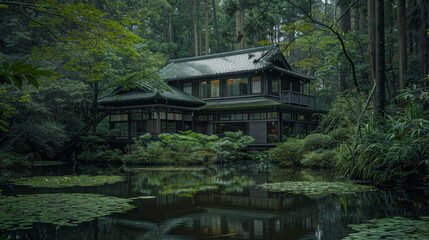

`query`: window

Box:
[200,80,220,98]
[197,115,213,121]
[267,112,277,119]
[200,81,209,98]
[251,76,262,94]
[267,121,278,143]
[110,114,128,122]
[282,113,291,120]
[226,78,248,96]
[161,121,176,133]
[183,114,192,121]
[249,112,267,120]
[131,112,149,121]
[230,113,248,120]
[211,80,220,97]
[270,77,279,93]
[183,82,192,95]
[130,122,146,137]
[214,122,249,135]
[219,114,230,121]
[110,122,128,138]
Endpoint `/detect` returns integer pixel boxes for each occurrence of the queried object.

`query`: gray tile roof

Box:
[99,83,205,106]
[159,45,313,81]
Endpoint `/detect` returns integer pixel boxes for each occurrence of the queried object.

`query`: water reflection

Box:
[1,162,428,240]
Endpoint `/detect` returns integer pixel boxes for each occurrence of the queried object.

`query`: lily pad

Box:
[0,193,135,230]
[343,216,429,239]
[11,175,125,188]
[259,181,375,197]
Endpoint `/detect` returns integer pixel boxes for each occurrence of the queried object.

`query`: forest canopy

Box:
[0,0,428,160]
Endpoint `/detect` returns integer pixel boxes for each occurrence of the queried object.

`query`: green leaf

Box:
[2,61,9,71]
[12,75,23,89]
[25,75,40,89]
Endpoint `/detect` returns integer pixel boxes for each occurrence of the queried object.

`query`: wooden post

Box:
[156,111,161,135]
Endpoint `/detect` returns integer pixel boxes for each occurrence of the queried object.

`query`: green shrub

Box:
[328,128,352,142]
[268,139,304,167]
[0,152,30,169]
[248,150,270,161]
[301,150,338,169]
[206,131,255,162]
[336,103,429,184]
[303,134,334,150]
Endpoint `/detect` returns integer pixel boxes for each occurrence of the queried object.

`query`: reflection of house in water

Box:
[91,190,329,240]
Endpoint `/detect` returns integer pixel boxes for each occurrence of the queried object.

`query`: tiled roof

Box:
[159,45,314,81]
[201,97,281,110]
[201,97,326,112]
[99,83,205,106]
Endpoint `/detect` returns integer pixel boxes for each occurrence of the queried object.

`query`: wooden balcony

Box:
[280,90,316,107]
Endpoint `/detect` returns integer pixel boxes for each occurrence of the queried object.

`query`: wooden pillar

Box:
[127,110,131,142]
[277,111,282,142]
[156,110,161,136]
[191,111,195,132]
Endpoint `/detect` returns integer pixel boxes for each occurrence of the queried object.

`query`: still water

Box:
[0,162,427,239]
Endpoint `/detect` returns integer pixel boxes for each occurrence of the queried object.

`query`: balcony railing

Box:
[280,90,316,107]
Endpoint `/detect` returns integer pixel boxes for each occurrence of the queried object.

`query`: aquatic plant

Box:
[260,181,375,197]
[268,139,304,167]
[0,193,135,230]
[343,216,429,239]
[11,175,125,188]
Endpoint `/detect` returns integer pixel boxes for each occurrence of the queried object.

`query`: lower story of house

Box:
[101,104,324,146]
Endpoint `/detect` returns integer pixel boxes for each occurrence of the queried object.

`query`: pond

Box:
[0,162,428,239]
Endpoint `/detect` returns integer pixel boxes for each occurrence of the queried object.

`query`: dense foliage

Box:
[0,0,428,186]
[77,131,255,165]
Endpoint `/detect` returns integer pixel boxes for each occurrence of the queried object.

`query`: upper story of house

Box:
[159,45,316,108]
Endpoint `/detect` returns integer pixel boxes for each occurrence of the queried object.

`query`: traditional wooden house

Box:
[99,45,326,146]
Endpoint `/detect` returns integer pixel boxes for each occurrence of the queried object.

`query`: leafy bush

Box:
[78,131,254,165]
[206,131,255,162]
[0,152,30,169]
[328,128,352,143]
[248,150,270,161]
[336,95,429,184]
[268,139,304,167]
[301,150,338,169]
[303,134,334,150]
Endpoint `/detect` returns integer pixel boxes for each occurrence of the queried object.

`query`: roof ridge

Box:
[169,45,277,64]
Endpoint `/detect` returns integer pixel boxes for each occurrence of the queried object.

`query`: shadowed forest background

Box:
[0,0,428,177]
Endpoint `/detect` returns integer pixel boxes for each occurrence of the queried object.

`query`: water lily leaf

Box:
[260,181,375,197]
[0,193,135,230]
[11,175,125,188]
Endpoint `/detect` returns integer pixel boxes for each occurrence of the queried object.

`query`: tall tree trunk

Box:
[197,0,202,56]
[339,0,351,93]
[91,81,99,137]
[421,0,429,80]
[212,0,221,53]
[193,0,199,56]
[204,0,209,55]
[386,0,395,100]
[240,8,245,49]
[375,0,386,116]
[368,0,376,82]
[397,0,406,105]
[354,7,359,31]
[169,10,173,42]
[359,3,367,34]
[235,3,241,50]
[189,5,194,56]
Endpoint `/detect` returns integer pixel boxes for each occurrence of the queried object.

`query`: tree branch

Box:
[285,0,361,94]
